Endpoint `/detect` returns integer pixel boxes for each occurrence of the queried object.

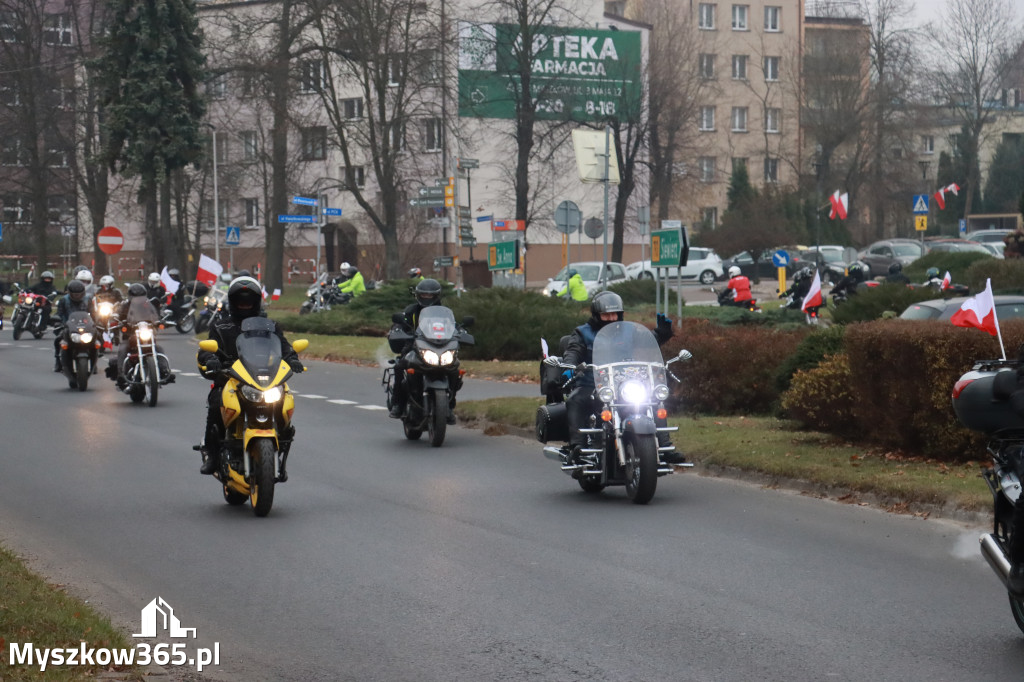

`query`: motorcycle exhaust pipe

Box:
[980,533,1011,586]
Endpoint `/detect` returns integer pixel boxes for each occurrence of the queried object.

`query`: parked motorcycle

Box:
[196,317,309,517]
[383,306,474,447]
[196,288,227,334]
[111,298,174,406]
[952,359,1024,634]
[57,310,100,391]
[537,320,693,504]
[8,286,52,339]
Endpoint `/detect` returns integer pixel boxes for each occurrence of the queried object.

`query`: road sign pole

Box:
[602,124,610,285]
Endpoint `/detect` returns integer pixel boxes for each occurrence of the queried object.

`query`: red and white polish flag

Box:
[271,289,281,301]
[828,191,848,220]
[950,278,998,336]
[801,271,823,312]
[196,254,224,287]
[941,271,951,290]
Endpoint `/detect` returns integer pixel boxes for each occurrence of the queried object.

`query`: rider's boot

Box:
[199,422,222,475]
[446,396,457,425]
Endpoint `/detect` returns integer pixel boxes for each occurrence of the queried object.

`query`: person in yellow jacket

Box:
[337,265,365,300]
[557,269,588,301]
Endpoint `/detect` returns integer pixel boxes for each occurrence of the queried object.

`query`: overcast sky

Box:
[910,0,1024,29]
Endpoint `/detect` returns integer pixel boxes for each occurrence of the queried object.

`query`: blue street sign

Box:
[912,194,929,214]
[771,250,790,267]
[293,196,318,206]
[476,215,492,222]
[0,222,3,241]
[225,226,240,245]
[278,214,314,224]
[959,218,967,235]
[323,207,343,216]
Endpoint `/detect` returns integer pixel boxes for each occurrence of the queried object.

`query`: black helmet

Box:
[888,262,903,275]
[849,263,864,280]
[347,265,359,277]
[128,283,147,297]
[227,276,263,321]
[67,279,86,302]
[413,278,443,307]
[926,267,939,279]
[589,291,624,328]
[168,268,181,282]
[566,269,578,279]
[408,267,422,278]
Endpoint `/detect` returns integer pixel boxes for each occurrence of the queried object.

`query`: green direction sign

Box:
[487,239,519,271]
[458,23,642,123]
[651,227,684,268]
[410,197,445,208]
[419,186,445,197]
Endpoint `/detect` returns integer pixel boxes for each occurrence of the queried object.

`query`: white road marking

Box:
[327,399,355,406]
[298,394,327,399]
[179,372,201,377]
[356,405,386,411]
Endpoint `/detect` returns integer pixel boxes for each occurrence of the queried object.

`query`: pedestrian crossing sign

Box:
[225,226,240,245]
[915,215,928,232]
[912,194,929,214]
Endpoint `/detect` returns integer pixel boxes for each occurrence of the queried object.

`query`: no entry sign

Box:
[97,226,124,255]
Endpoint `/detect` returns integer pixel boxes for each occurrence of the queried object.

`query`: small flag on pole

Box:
[941,271,951,290]
[196,254,224,287]
[159,267,180,295]
[271,288,281,301]
[828,191,849,220]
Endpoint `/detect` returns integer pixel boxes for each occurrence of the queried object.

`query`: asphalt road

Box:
[2,328,1024,681]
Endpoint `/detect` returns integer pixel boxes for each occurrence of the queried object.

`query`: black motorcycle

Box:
[57,310,100,391]
[155,294,196,334]
[383,306,474,447]
[952,359,1024,635]
[196,288,227,333]
[8,286,52,340]
[109,298,175,406]
[537,321,693,504]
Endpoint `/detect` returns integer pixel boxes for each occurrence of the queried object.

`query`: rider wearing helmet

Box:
[559,291,684,464]
[556,268,588,301]
[75,269,96,297]
[722,265,752,307]
[408,267,423,281]
[830,263,866,300]
[780,267,815,309]
[27,270,58,327]
[388,278,461,422]
[886,261,910,285]
[924,266,943,289]
[196,276,303,475]
[95,275,123,303]
[53,279,91,371]
[145,272,165,302]
[337,265,365,299]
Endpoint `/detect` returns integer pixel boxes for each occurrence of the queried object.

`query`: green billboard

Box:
[458,22,643,123]
[487,240,520,271]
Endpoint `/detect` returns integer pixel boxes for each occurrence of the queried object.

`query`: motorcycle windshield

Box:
[67,311,94,331]
[591,321,667,397]
[126,297,159,324]
[236,317,282,387]
[417,306,456,344]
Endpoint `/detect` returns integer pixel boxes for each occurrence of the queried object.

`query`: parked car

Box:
[625,247,723,285]
[966,228,1014,245]
[790,245,859,285]
[857,239,924,279]
[542,261,629,297]
[721,247,801,281]
[900,295,1024,321]
[924,238,1000,258]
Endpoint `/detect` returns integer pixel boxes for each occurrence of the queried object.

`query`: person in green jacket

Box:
[557,269,588,301]
[338,265,366,300]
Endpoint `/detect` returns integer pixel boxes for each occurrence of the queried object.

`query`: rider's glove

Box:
[543,356,560,366]
[288,359,305,374]
[657,313,672,330]
[204,357,221,374]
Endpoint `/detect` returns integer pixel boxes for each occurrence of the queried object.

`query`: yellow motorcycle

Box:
[197,317,308,517]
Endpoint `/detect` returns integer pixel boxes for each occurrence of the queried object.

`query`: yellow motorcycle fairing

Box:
[219,358,296,450]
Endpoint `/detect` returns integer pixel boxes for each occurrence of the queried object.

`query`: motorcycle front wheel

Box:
[144,356,159,407]
[249,439,276,517]
[1010,595,1024,635]
[624,433,658,505]
[428,388,447,447]
[12,314,23,340]
[176,312,195,334]
[75,357,90,392]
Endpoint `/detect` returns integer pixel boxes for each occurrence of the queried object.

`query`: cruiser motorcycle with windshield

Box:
[57,310,100,391]
[111,299,174,407]
[196,317,309,517]
[154,295,196,333]
[952,358,1024,635]
[383,306,473,447]
[537,320,693,504]
[196,287,227,334]
[7,285,52,339]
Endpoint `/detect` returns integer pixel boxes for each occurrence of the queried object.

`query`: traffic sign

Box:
[771,250,790,267]
[959,218,966,235]
[419,186,445,197]
[912,194,929,214]
[278,214,314,223]
[458,158,479,169]
[293,196,318,206]
[323,207,343,216]
[459,227,475,239]
[225,226,241,245]
[0,222,3,241]
[459,216,472,228]
[651,226,687,267]
[433,256,455,269]
[444,196,455,208]
[915,215,928,231]
[584,217,604,239]
[555,200,581,235]
[97,226,124,255]
[477,215,492,222]
[410,198,445,208]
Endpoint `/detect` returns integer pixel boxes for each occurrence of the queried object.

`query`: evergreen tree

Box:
[983,137,1024,214]
[95,0,206,269]
[726,163,757,211]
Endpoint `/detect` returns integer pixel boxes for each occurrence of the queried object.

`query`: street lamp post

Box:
[208,125,221,267]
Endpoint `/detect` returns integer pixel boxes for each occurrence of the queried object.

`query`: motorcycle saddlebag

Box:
[539,360,564,396]
[952,367,1024,435]
[535,402,568,443]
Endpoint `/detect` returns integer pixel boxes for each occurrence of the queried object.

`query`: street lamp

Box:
[205,124,221,267]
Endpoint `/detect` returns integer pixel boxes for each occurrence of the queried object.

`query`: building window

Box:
[0,87,19,107]
[764,157,779,183]
[0,12,19,43]
[240,73,259,98]
[731,106,748,132]
[764,6,781,31]
[243,198,260,227]
[202,199,229,230]
[732,55,748,80]
[425,117,443,152]
[698,54,716,80]
[301,126,327,160]
[343,97,364,120]
[921,135,934,154]
[207,73,227,100]
[2,194,29,223]
[421,49,442,83]
[207,134,228,164]
[43,13,73,46]
[388,122,406,151]
[764,56,780,82]
[765,107,781,133]
[240,131,258,161]
[387,56,404,86]
[731,157,747,173]
[731,5,748,30]
[698,3,716,30]
[300,59,326,93]
[699,106,716,131]
[48,195,73,224]
[698,156,716,183]
[46,137,68,167]
[701,206,718,229]
[1,136,27,166]
[345,165,366,189]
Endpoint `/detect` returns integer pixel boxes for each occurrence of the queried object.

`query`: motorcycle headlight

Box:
[653,384,670,401]
[620,380,648,404]
[598,387,615,403]
[263,386,283,403]
[98,302,113,317]
[439,350,455,366]
[420,349,440,366]
[138,326,153,342]
[70,332,82,343]
[241,385,283,403]
[80,332,93,344]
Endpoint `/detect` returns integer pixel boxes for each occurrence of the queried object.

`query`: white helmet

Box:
[340,262,351,271]
[76,269,93,285]
[728,266,741,278]
[98,275,115,289]
[147,272,161,285]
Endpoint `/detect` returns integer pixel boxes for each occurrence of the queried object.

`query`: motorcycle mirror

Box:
[677,349,692,362]
[392,312,405,324]
[198,339,219,353]
[462,315,475,328]
[1,295,10,304]
[292,339,309,353]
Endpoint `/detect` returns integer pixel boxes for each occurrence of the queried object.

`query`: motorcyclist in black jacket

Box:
[52,280,91,371]
[829,263,866,302]
[197,276,303,475]
[560,291,685,465]
[780,267,814,308]
[28,270,58,327]
[885,262,911,285]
